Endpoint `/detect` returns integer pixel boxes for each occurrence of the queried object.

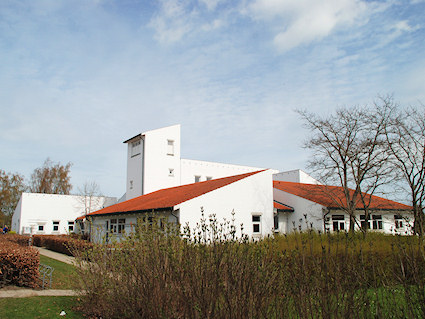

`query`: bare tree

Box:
[0,170,26,226]
[298,98,395,232]
[76,181,103,237]
[29,158,72,194]
[384,103,425,236]
[78,181,103,216]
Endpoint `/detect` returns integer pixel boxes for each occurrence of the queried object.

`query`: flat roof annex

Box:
[87,170,265,217]
[273,181,411,211]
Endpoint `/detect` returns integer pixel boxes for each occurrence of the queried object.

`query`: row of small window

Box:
[326,214,405,232]
[108,216,262,234]
[108,217,168,234]
[131,139,175,157]
[37,221,75,232]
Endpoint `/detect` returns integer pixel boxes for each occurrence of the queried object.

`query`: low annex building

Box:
[85,170,274,243]
[273,181,413,234]
[12,193,116,235]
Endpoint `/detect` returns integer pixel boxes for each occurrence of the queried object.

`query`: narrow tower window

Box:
[131,140,141,157]
[167,140,174,156]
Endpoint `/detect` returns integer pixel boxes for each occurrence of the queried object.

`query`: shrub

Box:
[2,233,30,246]
[32,235,92,256]
[72,216,425,319]
[0,236,39,288]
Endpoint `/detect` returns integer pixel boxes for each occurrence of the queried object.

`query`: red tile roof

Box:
[87,170,265,217]
[274,200,294,212]
[273,181,411,211]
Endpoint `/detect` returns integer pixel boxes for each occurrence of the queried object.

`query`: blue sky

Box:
[1,0,424,198]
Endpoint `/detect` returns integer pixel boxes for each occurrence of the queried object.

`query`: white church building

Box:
[12,124,413,239]
[82,125,413,243]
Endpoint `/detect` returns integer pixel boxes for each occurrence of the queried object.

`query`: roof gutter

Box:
[88,207,174,218]
[327,207,412,212]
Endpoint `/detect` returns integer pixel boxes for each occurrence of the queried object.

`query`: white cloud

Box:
[393,20,419,33]
[148,0,232,43]
[148,0,196,43]
[200,0,223,11]
[247,0,369,52]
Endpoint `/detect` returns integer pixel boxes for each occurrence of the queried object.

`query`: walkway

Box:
[0,288,79,298]
[0,247,80,298]
[34,246,76,265]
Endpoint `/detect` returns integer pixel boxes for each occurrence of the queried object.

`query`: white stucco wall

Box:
[124,124,280,199]
[275,211,289,234]
[180,159,275,185]
[177,170,274,238]
[273,188,325,233]
[273,169,320,184]
[352,211,413,235]
[11,193,117,235]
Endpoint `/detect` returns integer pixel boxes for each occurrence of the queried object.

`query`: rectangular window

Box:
[159,217,166,231]
[167,140,174,156]
[195,175,201,183]
[274,214,279,231]
[53,221,59,232]
[140,216,154,231]
[394,214,403,229]
[110,218,126,234]
[118,219,125,233]
[38,225,44,232]
[131,140,141,157]
[206,176,212,181]
[169,168,174,177]
[252,215,261,234]
[359,215,370,229]
[68,221,74,232]
[332,215,345,231]
[372,215,383,230]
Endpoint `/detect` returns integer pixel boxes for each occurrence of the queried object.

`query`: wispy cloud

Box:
[0,0,424,196]
[246,0,371,52]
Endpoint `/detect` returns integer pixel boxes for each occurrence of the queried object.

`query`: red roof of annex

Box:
[273,181,411,211]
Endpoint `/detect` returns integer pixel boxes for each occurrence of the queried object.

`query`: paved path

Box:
[35,246,76,265]
[0,288,79,298]
[0,247,80,298]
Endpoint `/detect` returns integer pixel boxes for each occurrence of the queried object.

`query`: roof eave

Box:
[327,207,412,212]
[123,133,143,144]
[88,207,174,218]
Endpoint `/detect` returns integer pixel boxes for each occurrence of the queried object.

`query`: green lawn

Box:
[39,255,76,290]
[0,296,83,319]
[0,256,83,319]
